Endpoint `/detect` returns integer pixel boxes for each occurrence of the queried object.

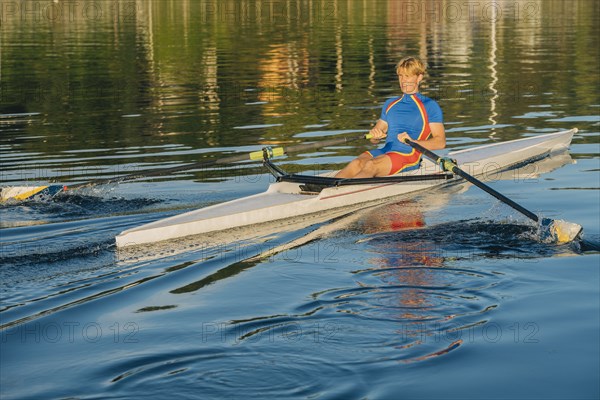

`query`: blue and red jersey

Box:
[367,93,443,174]
[379,92,443,153]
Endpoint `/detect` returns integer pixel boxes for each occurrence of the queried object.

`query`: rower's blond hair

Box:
[396,56,426,76]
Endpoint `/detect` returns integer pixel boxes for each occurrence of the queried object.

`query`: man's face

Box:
[397,69,423,94]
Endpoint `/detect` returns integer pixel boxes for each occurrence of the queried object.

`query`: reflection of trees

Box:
[2,0,597,180]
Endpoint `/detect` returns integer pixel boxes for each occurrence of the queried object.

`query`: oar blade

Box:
[540,218,583,244]
[0,185,66,202]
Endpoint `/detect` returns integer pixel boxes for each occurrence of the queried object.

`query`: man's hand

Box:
[397,132,411,144]
[368,126,387,143]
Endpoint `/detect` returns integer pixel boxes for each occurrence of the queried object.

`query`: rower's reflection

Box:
[355,192,455,262]
[352,197,462,361]
[355,199,444,310]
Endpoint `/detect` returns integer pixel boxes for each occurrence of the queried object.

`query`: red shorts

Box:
[366,150,422,175]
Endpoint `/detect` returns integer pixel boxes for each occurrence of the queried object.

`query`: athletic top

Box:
[378,93,443,154]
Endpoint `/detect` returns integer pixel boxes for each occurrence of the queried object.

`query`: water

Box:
[1,1,599,399]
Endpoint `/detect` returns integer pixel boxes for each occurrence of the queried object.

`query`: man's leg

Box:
[353,155,392,178]
[334,153,373,178]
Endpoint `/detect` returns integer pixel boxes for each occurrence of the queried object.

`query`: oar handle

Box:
[404,138,540,223]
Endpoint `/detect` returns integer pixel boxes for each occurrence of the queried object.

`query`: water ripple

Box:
[102,348,356,399]
[224,260,502,367]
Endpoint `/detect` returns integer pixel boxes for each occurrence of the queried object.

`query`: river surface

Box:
[1,1,599,399]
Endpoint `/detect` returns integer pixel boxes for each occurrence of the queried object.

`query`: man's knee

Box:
[361,159,377,172]
[351,157,367,169]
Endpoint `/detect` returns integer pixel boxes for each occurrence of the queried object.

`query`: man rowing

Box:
[335,56,446,178]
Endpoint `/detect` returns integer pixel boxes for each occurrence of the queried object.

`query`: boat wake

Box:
[0,193,163,227]
[359,219,572,259]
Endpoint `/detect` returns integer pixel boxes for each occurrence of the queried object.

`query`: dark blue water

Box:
[1,1,599,399]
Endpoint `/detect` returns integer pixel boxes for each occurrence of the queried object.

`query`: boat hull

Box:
[116,129,576,247]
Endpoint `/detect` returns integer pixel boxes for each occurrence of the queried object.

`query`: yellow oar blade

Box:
[540,218,583,244]
[0,185,65,202]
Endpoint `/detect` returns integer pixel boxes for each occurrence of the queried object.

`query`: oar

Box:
[1,134,369,202]
[404,139,583,244]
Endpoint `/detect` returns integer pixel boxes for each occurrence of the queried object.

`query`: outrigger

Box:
[115,129,582,248]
